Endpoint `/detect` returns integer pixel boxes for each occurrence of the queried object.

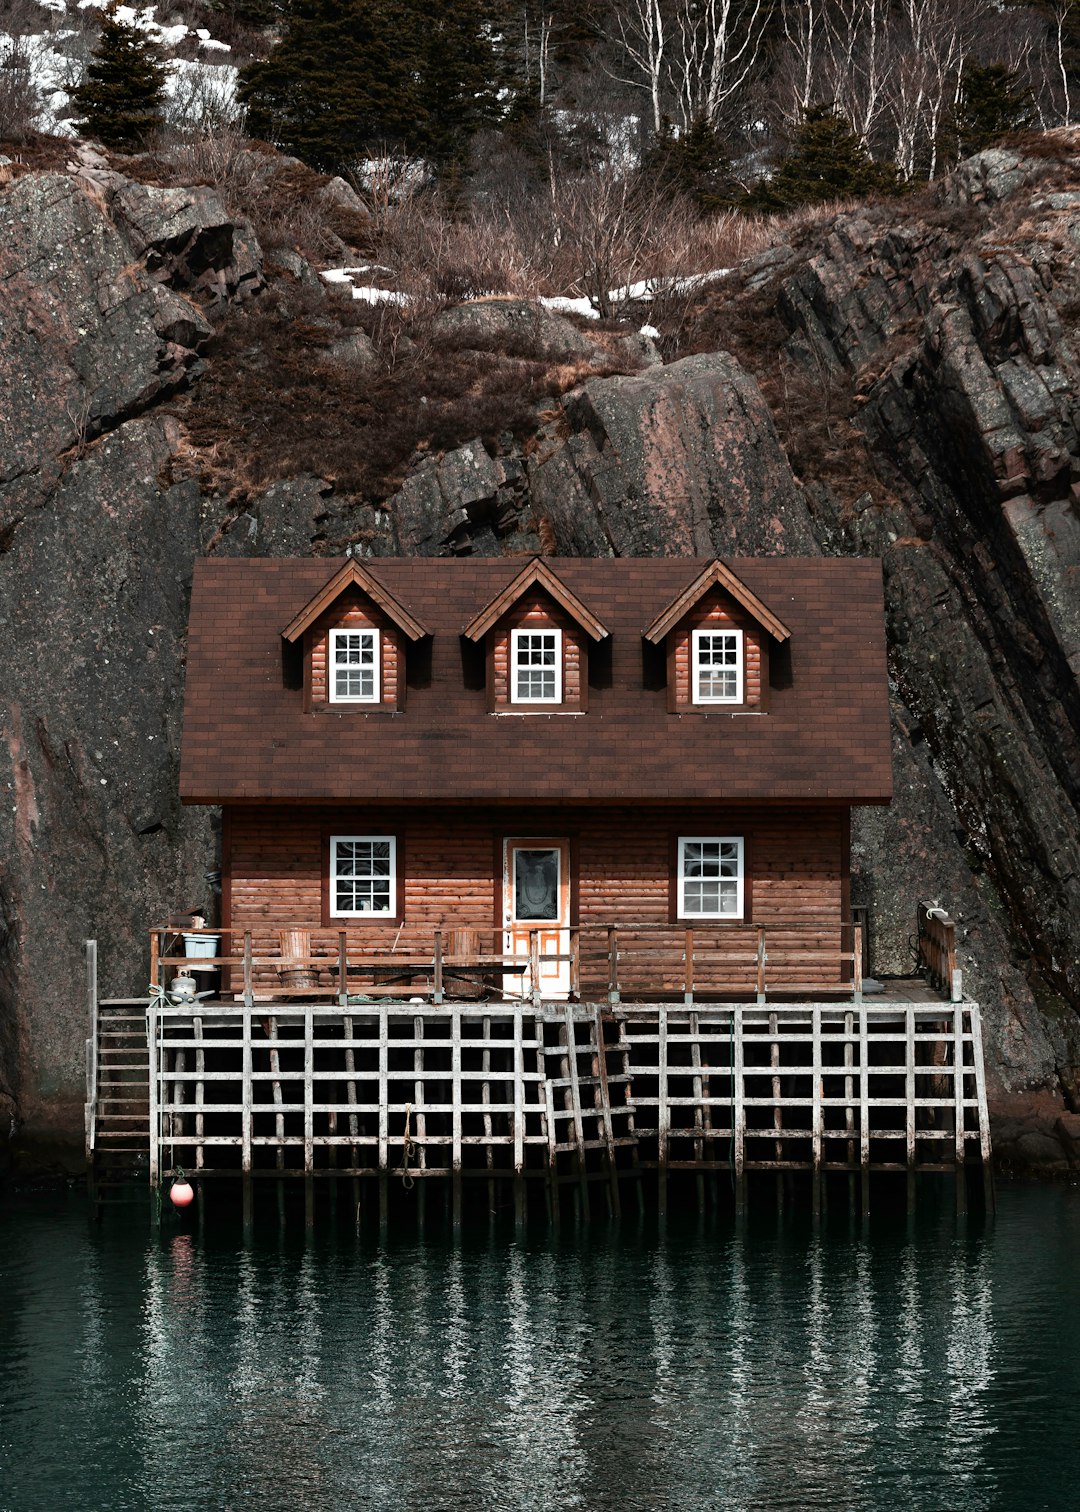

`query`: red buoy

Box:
[170,1180,195,1209]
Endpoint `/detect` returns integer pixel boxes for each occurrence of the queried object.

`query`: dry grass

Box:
[172,281,625,506]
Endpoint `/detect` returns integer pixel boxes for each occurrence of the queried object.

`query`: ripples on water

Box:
[2,1184,1079,1512]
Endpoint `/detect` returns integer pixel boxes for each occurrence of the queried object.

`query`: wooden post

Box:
[684,928,694,1007]
[194,1013,205,1174]
[905,1006,916,1213]
[338,930,348,1007]
[84,940,99,1168]
[608,927,620,1006]
[594,1009,621,1219]
[852,923,864,1004]
[733,1006,746,1212]
[149,929,159,993]
[451,1007,463,1228]
[513,1010,525,1228]
[770,1009,782,1212]
[564,1008,590,1221]
[147,993,160,1191]
[859,1003,870,1217]
[657,1005,669,1218]
[811,1004,822,1219]
[529,931,541,1010]
[267,1016,284,1172]
[970,1006,995,1214]
[570,927,581,999]
[482,1015,495,1215]
[756,927,767,1005]
[434,929,444,1005]
[241,1001,253,1188]
[689,1009,704,1204]
[953,1003,967,1214]
[243,930,253,1009]
[378,1006,389,1225]
[303,1004,314,1218]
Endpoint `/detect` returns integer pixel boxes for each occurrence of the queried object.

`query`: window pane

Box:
[333,631,377,700]
[333,837,394,914]
[513,631,559,702]
[680,838,742,917]
[514,849,559,920]
[695,631,741,701]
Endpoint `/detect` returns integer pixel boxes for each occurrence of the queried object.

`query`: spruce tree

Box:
[954,64,1033,156]
[238,0,505,175]
[647,115,735,213]
[72,3,167,150]
[751,106,900,211]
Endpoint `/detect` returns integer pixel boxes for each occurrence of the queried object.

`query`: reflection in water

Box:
[2,1189,1079,1511]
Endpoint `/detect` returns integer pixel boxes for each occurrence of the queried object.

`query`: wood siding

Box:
[306,587,402,711]
[224,804,849,993]
[669,586,766,711]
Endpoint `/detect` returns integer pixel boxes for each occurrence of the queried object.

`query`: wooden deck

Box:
[84,906,991,1220]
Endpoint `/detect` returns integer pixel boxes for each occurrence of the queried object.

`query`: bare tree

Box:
[609,0,668,133]
[669,0,766,130]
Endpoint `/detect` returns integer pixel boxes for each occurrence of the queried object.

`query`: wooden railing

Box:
[149,919,874,1007]
[917,904,962,1002]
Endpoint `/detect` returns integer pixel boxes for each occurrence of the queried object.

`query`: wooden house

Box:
[178,554,894,1002]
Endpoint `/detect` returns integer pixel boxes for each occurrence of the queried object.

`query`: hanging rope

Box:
[401,1102,415,1191]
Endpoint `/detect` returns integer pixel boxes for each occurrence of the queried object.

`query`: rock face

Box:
[2,142,1079,1170]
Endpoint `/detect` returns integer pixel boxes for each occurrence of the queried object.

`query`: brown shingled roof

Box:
[180,557,893,806]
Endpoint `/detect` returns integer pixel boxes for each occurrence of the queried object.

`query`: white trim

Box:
[691,627,743,704]
[330,834,396,917]
[677,836,745,919]
[329,627,380,704]
[510,627,562,704]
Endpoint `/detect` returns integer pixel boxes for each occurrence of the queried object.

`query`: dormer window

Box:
[692,628,742,704]
[512,628,562,704]
[463,558,609,715]
[330,628,380,703]
[643,560,791,715]
[281,557,429,715]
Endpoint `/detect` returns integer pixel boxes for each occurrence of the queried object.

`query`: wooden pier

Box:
[85,906,993,1218]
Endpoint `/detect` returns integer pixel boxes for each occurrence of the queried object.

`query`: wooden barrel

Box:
[278,927,316,991]
[445,927,484,999]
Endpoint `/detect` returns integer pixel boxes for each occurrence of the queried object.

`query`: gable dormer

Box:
[643,560,792,714]
[281,558,429,714]
[462,558,609,714]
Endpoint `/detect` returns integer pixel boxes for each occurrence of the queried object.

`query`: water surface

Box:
[2,1183,1079,1511]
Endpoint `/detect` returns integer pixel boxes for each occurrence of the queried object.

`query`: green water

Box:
[2,1183,1079,1511]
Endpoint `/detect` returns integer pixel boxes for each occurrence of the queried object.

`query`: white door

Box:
[502,839,571,1000]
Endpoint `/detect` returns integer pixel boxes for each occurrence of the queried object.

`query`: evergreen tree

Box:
[750,105,900,211]
[646,114,735,212]
[954,64,1033,156]
[238,0,505,174]
[72,3,167,150]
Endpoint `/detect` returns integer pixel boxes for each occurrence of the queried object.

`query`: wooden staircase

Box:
[85,944,149,1201]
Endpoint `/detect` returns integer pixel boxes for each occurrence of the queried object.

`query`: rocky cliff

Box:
[1,136,1078,1172]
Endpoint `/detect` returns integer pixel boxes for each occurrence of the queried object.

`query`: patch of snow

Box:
[639,324,661,339]
[539,295,599,319]
[320,269,408,305]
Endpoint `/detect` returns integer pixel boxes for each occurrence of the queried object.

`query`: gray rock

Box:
[0,174,214,489]
[316,176,371,221]
[325,327,378,371]
[433,299,597,360]
[530,352,817,557]
[110,180,264,302]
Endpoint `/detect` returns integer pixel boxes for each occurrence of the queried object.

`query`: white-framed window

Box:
[330,835,396,917]
[692,628,743,704]
[511,628,562,703]
[329,628,380,703]
[678,837,744,919]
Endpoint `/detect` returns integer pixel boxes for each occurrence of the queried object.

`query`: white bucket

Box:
[183,933,219,959]
[183,933,220,974]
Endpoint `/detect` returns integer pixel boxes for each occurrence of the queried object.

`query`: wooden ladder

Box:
[88,996,150,1200]
[542,1006,638,1219]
